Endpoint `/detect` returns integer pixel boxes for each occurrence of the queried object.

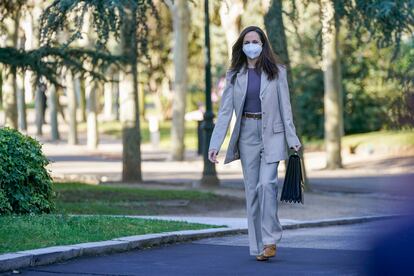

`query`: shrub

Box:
[0,128,55,214]
[0,188,12,214]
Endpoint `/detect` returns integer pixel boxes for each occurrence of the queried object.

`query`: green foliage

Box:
[293,65,325,140]
[0,0,158,86]
[386,38,414,128]
[340,36,387,133]
[0,188,12,214]
[338,0,414,59]
[0,128,55,214]
[0,0,27,21]
[0,46,123,87]
[40,0,158,58]
[292,21,413,139]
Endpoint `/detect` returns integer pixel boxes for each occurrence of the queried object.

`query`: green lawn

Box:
[304,129,414,151]
[52,182,230,215]
[0,183,231,254]
[341,129,414,147]
[0,214,224,254]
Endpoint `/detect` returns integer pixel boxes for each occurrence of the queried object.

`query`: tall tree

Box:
[38,0,157,182]
[17,12,28,131]
[285,0,413,169]
[49,84,60,140]
[76,12,99,149]
[219,0,243,60]
[1,1,158,182]
[264,0,310,189]
[321,0,342,169]
[65,68,78,145]
[34,80,46,135]
[86,77,99,148]
[76,76,86,123]
[219,0,244,136]
[323,0,413,169]
[165,0,190,161]
[119,4,143,182]
[1,11,20,129]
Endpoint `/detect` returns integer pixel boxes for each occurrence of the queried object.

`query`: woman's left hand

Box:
[290,144,301,152]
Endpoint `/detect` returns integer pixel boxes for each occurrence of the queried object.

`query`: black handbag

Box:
[280,151,304,204]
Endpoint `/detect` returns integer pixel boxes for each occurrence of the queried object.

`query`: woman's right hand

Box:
[208,149,219,164]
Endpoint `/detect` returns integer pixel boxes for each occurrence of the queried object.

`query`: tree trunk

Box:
[264,0,310,190]
[120,6,142,182]
[2,12,20,129]
[16,71,27,131]
[2,68,18,129]
[103,71,120,121]
[120,69,142,182]
[76,77,86,123]
[170,0,190,161]
[321,0,342,169]
[22,9,34,102]
[112,70,120,121]
[86,77,98,149]
[35,82,45,136]
[219,0,243,137]
[49,84,60,140]
[104,70,116,121]
[66,70,78,145]
[17,11,27,131]
[219,0,243,59]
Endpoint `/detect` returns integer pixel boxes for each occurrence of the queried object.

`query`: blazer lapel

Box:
[236,66,248,111]
[259,70,270,99]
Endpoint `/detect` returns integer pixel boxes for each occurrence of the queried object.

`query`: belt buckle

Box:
[243,112,261,119]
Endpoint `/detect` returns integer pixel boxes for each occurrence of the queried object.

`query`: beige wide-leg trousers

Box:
[238,116,283,256]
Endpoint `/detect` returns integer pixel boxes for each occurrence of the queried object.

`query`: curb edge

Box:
[0,213,406,273]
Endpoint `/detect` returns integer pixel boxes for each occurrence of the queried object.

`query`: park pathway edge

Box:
[0,213,406,273]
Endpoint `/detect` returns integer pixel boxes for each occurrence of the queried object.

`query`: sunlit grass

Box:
[52,182,219,215]
[0,214,223,254]
[304,129,414,151]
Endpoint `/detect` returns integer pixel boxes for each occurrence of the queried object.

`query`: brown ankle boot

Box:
[256,253,269,261]
[263,244,276,258]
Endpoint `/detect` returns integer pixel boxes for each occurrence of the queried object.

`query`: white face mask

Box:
[242,43,262,59]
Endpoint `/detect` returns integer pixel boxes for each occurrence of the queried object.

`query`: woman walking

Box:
[208,25,302,261]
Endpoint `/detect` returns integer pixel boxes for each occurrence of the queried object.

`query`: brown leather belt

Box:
[242,112,262,119]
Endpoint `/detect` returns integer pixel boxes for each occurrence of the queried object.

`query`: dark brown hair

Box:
[229,25,284,84]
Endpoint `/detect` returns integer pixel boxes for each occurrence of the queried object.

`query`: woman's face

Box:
[243,31,262,47]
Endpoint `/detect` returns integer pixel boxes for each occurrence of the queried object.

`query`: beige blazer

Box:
[208,63,301,164]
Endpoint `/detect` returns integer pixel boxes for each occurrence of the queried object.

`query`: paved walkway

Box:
[14,109,410,193]
[18,117,414,221]
[16,217,408,275]
[40,134,414,194]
